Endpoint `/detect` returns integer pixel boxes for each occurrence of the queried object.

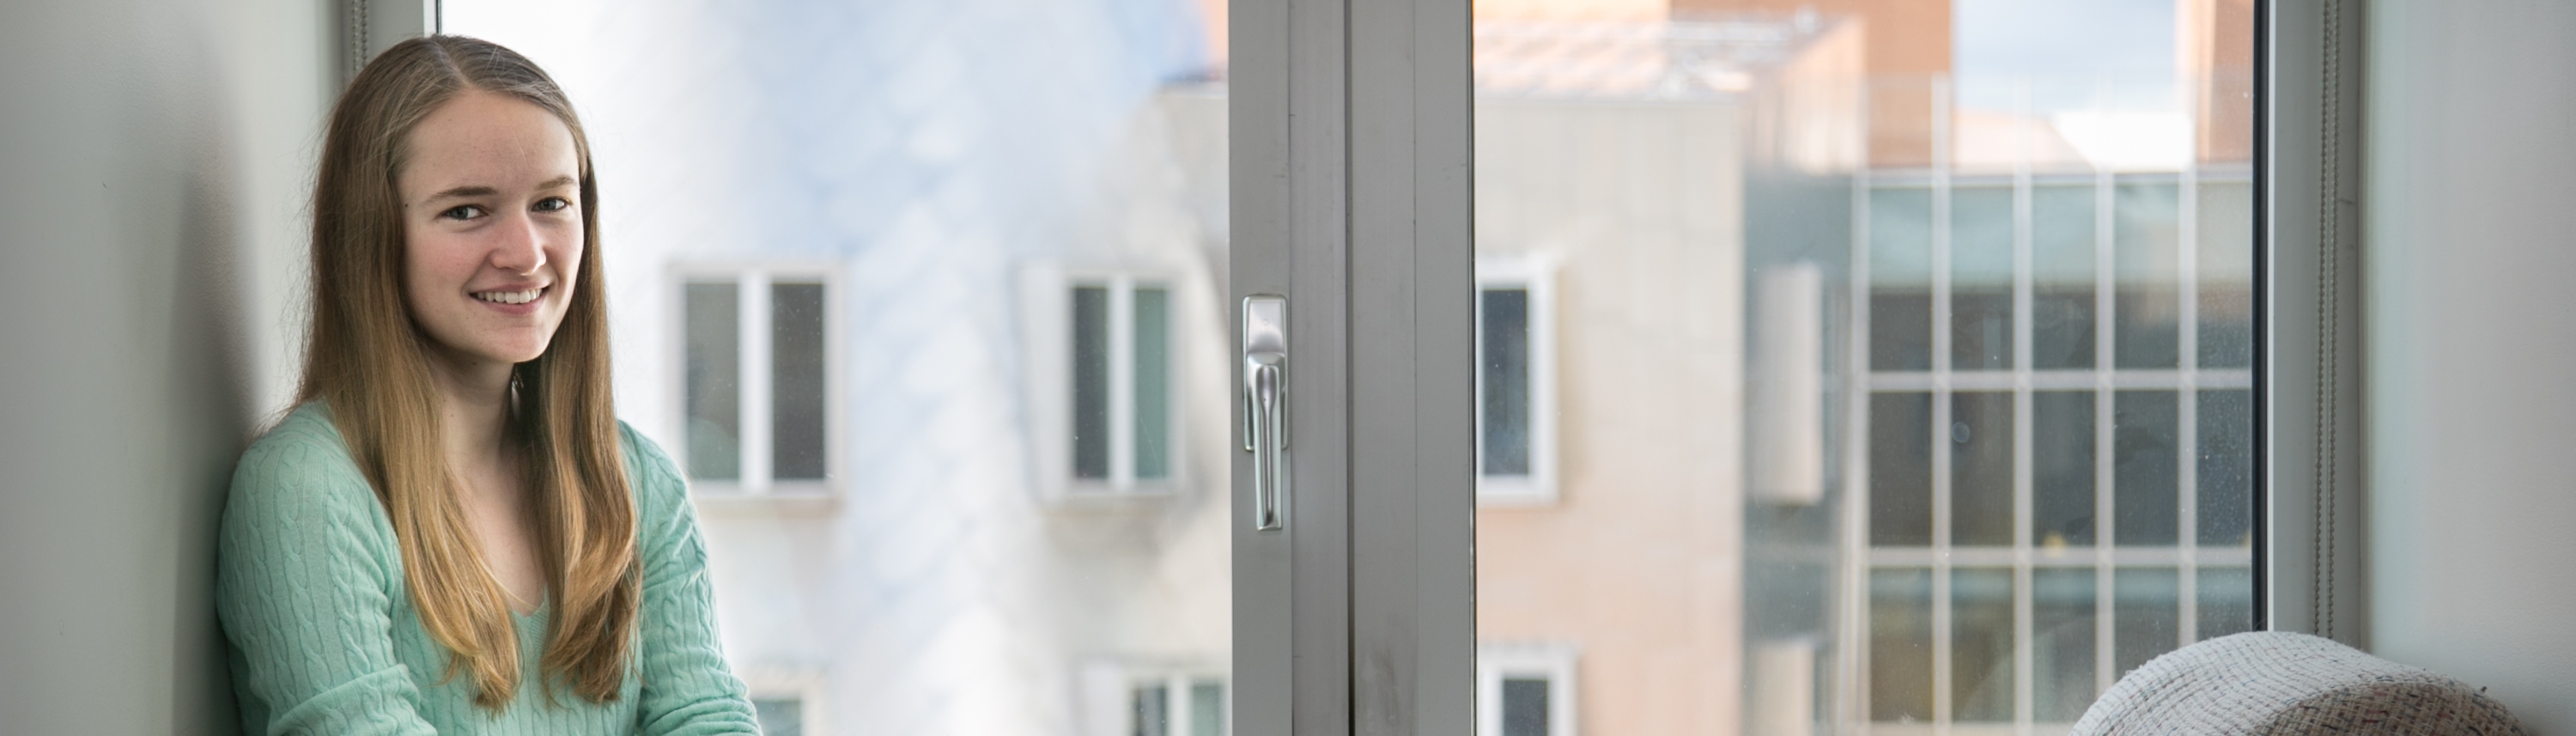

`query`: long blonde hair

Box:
[301,35,638,709]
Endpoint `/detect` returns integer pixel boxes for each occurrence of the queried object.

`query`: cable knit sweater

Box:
[216,403,761,735]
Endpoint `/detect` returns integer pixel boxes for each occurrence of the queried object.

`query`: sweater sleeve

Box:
[216,428,439,736]
[623,424,763,736]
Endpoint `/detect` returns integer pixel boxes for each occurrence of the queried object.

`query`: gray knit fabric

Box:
[2072,631,2524,736]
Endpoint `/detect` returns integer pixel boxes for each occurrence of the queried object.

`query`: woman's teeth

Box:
[474,289,542,305]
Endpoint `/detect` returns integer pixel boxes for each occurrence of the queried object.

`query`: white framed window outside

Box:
[1019,264,1183,500]
[1078,660,1228,736]
[671,264,842,496]
[1477,256,1558,506]
[1476,642,1577,736]
[737,666,827,736]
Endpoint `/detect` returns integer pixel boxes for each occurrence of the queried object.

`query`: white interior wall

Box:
[0,0,331,732]
[2364,2,2576,733]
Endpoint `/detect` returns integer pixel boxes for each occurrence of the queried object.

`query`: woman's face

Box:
[397,89,584,374]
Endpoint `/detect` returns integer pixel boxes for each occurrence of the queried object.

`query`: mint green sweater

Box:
[216,404,761,734]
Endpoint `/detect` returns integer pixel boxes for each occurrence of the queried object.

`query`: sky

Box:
[1953,0,2178,113]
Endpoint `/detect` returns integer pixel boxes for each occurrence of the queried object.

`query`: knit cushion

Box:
[2071,631,2524,736]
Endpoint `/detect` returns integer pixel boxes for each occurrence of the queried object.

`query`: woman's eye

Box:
[440,204,485,221]
[533,197,572,212]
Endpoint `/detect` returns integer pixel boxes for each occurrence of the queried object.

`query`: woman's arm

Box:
[216,429,439,736]
[624,425,763,736]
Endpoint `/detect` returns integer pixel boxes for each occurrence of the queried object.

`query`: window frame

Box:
[665,261,847,500]
[1230,1,2350,735]
[1018,262,1191,502]
[1473,256,1558,507]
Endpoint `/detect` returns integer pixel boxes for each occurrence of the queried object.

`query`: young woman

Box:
[216,36,761,733]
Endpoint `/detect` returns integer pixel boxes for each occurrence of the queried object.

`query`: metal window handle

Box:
[1242,295,1288,532]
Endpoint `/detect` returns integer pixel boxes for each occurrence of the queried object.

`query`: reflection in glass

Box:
[2198,181,2256,368]
[2114,179,2182,368]
[1133,684,1170,736]
[2198,389,2254,546]
[772,282,828,480]
[2032,185,2098,370]
[1871,188,1933,372]
[752,699,803,736]
[1952,392,2014,546]
[2034,391,2096,547]
[1189,680,1225,736]
[2115,568,2181,678]
[1872,392,1934,546]
[1501,678,1549,736]
[1133,287,1172,480]
[1952,568,2014,721]
[683,282,740,481]
[1871,569,1934,722]
[1480,288,1532,476]
[2198,567,2255,640]
[1072,285,1111,479]
[1952,186,2014,371]
[2033,568,2098,721]
[2114,391,2178,546]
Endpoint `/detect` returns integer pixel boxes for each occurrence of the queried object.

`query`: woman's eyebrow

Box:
[424,176,575,202]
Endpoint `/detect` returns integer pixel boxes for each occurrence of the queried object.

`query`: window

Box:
[1861,169,2257,727]
[1131,675,1226,736]
[738,666,826,736]
[1020,265,1183,499]
[1476,257,1558,505]
[1080,662,1226,736]
[675,265,839,495]
[1476,642,1576,736]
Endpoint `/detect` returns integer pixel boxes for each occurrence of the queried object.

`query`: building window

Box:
[1021,265,1182,499]
[1476,257,1558,505]
[1859,173,2257,727]
[677,265,838,495]
[1131,675,1226,736]
[1477,642,1576,736]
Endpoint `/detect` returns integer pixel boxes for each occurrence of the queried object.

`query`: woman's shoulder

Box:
[222,403,398,577]
[615,420,690,508]
[231,402,377,510]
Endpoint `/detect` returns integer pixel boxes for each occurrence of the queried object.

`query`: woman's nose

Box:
[489,212,549,273]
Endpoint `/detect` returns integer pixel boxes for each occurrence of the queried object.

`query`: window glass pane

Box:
[683,282,740,481]
[1480,288,1532,477]
[2032,185,2098,370]
[1871,188,1933,372]
[2197,180,2255,368]
[1870,569,1934,722]
[1133,287,1171,480]
[751,698,803,736]
[2032,568,2098,721]
[1501,678,1550,736]
[1951,186,2014,371]
[1871,392,1933,546]
[2114,391,2178,546]
[1072,285,1111,480]
[1952,392,2014,546]
[2114,567,2180,678]
[449,0,1233,729]
[1133,684,1170,736]
[2197,389,2253,547]
[2114,179,2182,368]
[1189,680,1224,736]
[1952,568,2014,722]
[2197,567,2254,640]
[2033,391,2096,548]
[1471,0,2254,731]
[772,282,828,481]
